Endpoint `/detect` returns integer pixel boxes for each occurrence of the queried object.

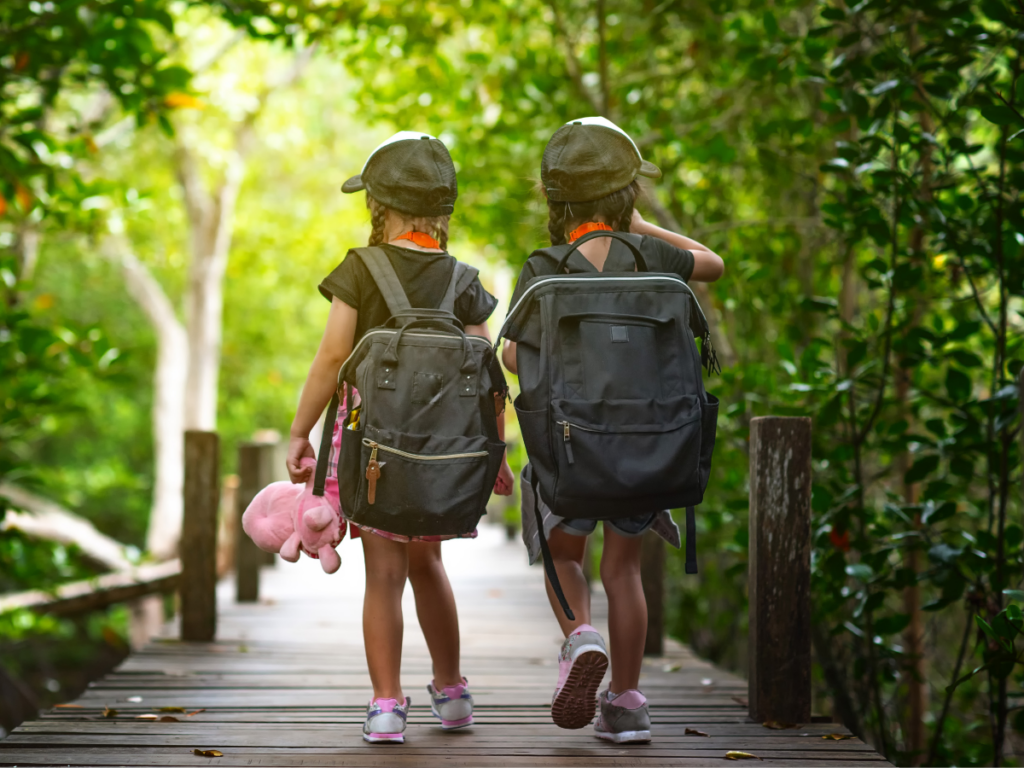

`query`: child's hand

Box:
[493,458,515,496]
[286,436,316,484]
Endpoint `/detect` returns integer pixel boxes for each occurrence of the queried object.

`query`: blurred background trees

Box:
[1,0,1021,764]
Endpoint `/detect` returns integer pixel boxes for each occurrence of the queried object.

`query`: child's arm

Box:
[287,298,358,484]
[501,341,517,375]
[631,210,724,282]
[466,322,514,496]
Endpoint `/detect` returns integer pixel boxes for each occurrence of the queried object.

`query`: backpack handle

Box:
[555,230,649,275]
[381,318,478,377]
[384,309,464,330]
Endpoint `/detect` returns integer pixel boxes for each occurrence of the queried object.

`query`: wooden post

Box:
[181,431,219,641]
[236,442,275,603]
[641,531,665,656]
[748,416,812,724]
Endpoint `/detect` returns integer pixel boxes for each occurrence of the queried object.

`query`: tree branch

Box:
[546,0,603,114]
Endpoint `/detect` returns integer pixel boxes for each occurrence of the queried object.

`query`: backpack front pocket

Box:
[347,426,501,537]
[551,394,704,516]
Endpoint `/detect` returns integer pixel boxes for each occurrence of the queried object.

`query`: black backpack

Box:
[496,231,720,618]
[313,247,507,538]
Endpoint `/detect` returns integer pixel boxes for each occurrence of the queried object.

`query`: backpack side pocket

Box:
[698,393,720,495]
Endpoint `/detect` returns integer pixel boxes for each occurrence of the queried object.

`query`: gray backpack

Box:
[495,231,720,618]
[313,247,507,538]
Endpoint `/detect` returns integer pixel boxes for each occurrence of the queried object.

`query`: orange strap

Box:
[568,222,613,242]
[394,231,441,249]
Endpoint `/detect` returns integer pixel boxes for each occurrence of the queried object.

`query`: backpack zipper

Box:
[361,439,489,461]
[361,439,489,505]
[557,420,603,465]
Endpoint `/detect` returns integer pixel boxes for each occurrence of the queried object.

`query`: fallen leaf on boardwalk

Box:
[135,714,159,721]
[763,720,800,729]
[126,696,143,703]
[187,709,207,717]
[731,696,749,707]
[685,728,710,737]
[663,663,682,672]
[823,733,853,741]
[193,749,223,757]
[159,716,180,722]
[701,677,714,686]
[238,644,249,653]
[725,751,763,760]
[54,704,82,709]
[156,707,187,713]
[102,707,118,718]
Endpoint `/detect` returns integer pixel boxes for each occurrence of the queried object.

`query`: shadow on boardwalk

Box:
[0,524,889,766]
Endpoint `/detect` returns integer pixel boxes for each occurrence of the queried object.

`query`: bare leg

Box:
[361,532,408,701]
[543,527,591,636]
[407,541,462,688]
[600,526,647,693]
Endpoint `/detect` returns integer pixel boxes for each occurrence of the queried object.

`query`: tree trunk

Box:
[177,147,245,431]
[104,239,188,561]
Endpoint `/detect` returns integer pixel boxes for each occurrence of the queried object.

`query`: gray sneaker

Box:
[427,678,474,729]
[594,689,652,743]
[362,696,410,743]
[551,624,609,729]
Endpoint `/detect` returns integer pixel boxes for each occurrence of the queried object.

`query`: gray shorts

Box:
[520,463,680,565]
[558,513,658,538]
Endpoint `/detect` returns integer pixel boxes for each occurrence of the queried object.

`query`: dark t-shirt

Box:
[504,234,695,342]
[318,244,498,342]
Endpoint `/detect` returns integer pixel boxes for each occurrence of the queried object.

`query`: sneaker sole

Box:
[363,732,405,743]
[551,648,609,730]
[595,728,652,744]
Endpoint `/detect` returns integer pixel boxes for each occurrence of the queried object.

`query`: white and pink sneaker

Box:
[427,677,474,729]
[551,624,609,729]
[362,696,409,743]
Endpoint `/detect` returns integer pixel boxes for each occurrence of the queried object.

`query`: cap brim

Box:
[638,160,661,179]
[341,174,365,193]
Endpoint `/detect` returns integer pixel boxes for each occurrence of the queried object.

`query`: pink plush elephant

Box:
[241,457,345,574]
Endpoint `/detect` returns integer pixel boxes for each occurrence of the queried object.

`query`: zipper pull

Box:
[365,442,381,505]
[562,423,575,465]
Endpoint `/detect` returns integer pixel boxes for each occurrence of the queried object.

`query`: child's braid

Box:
[547,201,568,246]
[368,196,387,246]
[433,217,449,251]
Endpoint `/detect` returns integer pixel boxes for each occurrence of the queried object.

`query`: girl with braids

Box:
[501,117,724,744]
[287,132,514,744]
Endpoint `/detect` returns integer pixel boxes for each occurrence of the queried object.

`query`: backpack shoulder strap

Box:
[353,247,412,317]
[438,260,479,315]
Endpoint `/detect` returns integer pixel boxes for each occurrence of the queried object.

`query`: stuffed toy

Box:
[241,457,345,574]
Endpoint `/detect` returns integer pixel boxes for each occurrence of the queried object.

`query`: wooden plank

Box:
[0,561,181,617]
[640,531,664,656]
[180,431,219,642]
[235,442,274,602]
[748,416,812,725]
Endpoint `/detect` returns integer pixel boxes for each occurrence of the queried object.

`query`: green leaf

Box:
[945,368,972,402]
[821,6,845,20]
[905,455,939,484]
[976,615,1000,642]
[871,79,900,96]
[846,563,873,581]
[1006,525,1024,550]
[763,10,779,37]
[922,501,956,526]
[929,543,962,564]
[979,104,1019,126]
[1003,589,1024,602]
[950,350,983,368]
[874,613,910,635]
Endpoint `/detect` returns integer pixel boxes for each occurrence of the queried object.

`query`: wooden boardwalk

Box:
[0,524,888,767]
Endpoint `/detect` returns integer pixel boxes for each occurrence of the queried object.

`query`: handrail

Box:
[0,560,181,618]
